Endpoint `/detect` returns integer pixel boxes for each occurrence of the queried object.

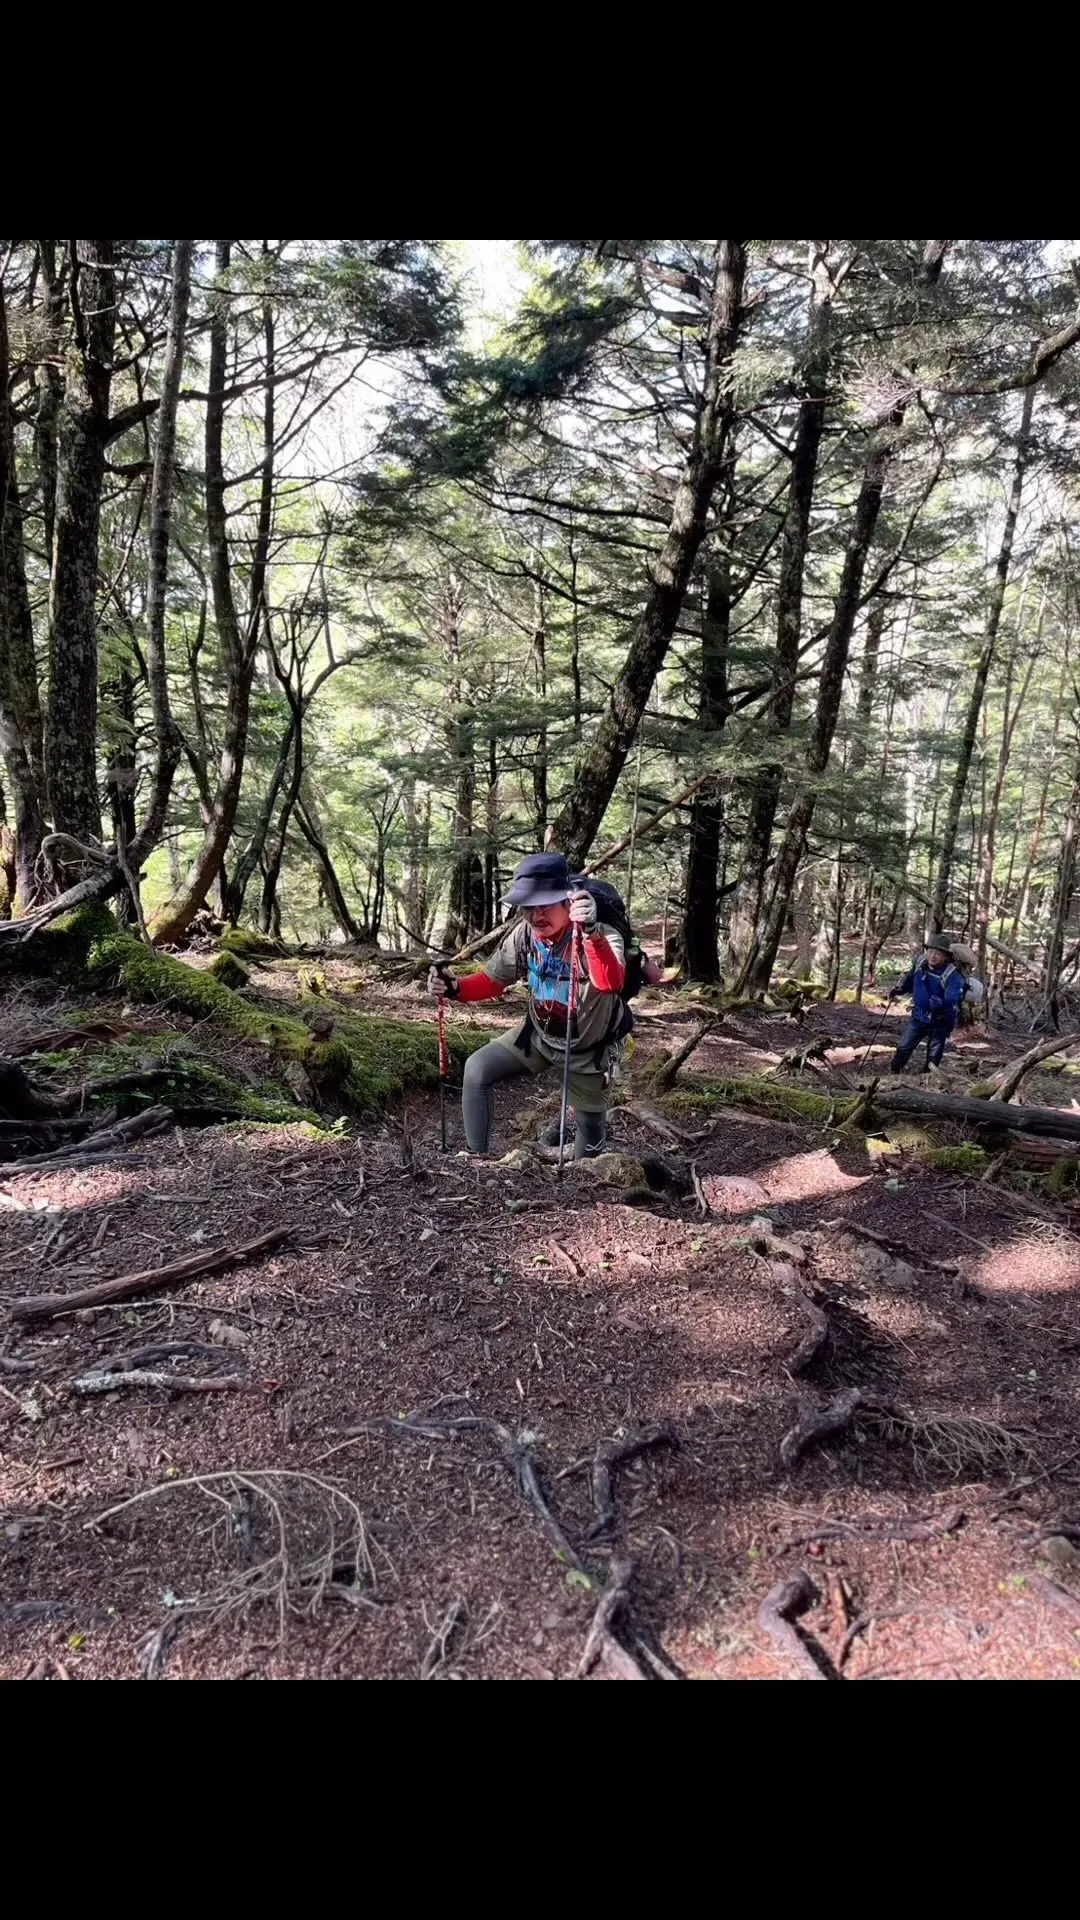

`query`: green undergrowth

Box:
[33,906,488,1114]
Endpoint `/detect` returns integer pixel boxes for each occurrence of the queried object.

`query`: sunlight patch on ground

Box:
[974,1237,1080,1294]
[755,1149,871,1206]
[0,1167,138,1211]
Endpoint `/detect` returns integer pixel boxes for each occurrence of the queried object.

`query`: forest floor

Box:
[3,947,1080,1682]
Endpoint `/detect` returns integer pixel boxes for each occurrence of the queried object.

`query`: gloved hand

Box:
[427,965,458,998]
[928,993,943,1011]
[568,888,598,933]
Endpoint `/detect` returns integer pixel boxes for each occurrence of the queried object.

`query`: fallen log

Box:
[834,1082,1080,1143]
[9,1226,291,1323]
[984,1032,1080,1102]
[0,1106,172,1175]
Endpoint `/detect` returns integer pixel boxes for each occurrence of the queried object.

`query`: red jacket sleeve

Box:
[455,970,506,1003]
[583,933,625,994]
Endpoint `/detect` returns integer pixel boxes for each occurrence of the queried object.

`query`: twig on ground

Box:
[86,1469,376,1643]
[690,1161,710,1218]
[72,1367,245,1395]
[420,1596,468,1679]
[817,1216,959,1274]
[94,1340,225,1373]
[756,1571,834,1679]
[624,1101,710,1145]
[354,1412,586,1572]
[838,1605,977,1669]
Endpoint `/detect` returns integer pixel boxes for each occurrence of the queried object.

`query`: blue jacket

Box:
[897,957,966,1028]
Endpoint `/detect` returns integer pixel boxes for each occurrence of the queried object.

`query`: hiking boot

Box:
[538,1118,612,1151]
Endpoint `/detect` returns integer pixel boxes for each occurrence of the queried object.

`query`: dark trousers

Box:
[890,1016,952,1072]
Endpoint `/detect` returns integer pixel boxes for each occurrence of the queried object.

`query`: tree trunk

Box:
[930,383,1036,932]
[33,240,65,575]
[104,659,138,924]
[0,280,47,908]
[726,244,835,975]
[129,237,193,867]
[849,598,887,774]
[1011,673,1065,951]
[258,711,305,936]
[45,239,117,846]
[974,590,1040,982]
[739,436,895,994]
[550,240,747,867]
[150,242,267,944]
[532,579,548,846]
[224,709,296,924]
[738,240,949,995]
[295,791,363,943]
[1037,749,1080,1031]
[485,731,500,931]
[684,557,732,979]
[793,866,814,977]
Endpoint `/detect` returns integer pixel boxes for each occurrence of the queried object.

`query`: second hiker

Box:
[428,851,627,1158]
[889,936,967,1073]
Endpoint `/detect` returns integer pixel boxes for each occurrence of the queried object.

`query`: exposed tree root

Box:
[350,1406,681,1679]
[786,1294,831,1376]
[577,1558,647,1678]
[756,1571,835,1679]
[588,1425,673,1541]
[87,1469,376,1644]
[781,1506,965,1552]
[781,1388,866,1470]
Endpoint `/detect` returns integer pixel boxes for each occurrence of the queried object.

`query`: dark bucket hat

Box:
[506,851,572,907]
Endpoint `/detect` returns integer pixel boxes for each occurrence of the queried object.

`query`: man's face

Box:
[524,900,571,942]
[927,947,950,970]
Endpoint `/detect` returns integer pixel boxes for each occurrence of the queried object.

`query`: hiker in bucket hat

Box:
[889,934,968,1073]
[427,852,627,1157]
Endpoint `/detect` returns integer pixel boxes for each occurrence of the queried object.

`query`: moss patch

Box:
[217,927,282,957]
[1045,1155,1080,1197]
[209,950,250,990]
[918,1144,989,1175]
[38,905,488,1115]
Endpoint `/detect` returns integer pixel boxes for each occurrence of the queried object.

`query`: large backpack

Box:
[571,874,646,999]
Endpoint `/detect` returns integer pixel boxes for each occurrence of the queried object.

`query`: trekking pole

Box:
[859,989,896,1071]
[556,927,584,1179]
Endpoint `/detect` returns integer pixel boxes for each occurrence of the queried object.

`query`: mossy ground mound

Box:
[29,907,488,1115]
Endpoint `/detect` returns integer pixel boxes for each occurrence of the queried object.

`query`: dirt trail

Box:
[3,968,1080,1680]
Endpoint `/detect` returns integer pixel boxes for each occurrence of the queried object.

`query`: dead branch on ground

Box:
[10,1225,291,1323]
[648,1016,720,1093]
[72,1367,245,1395]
